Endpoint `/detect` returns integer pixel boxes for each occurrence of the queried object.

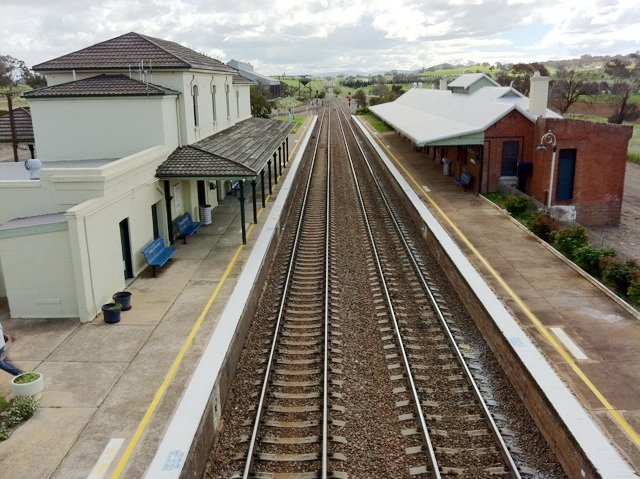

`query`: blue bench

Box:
[454,171,472,191]
[175,212,201,244]
[142,237,176,277]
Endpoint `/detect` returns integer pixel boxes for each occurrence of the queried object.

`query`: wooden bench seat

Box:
[175,212,201,244]
[142,237,176,277]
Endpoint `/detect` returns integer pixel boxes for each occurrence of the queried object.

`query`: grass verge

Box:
[273,115,304,133]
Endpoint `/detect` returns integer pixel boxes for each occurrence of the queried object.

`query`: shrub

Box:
[600,257,634,294]
[0,424,9,441]
[628,275,640,306]
[529,213,557,243]
[354,106,369,115]
[552,226,590,259]
[502,195,531,216]
[573,245,617,278]
[5,396,39,428]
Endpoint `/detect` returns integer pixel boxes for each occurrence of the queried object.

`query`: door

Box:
[151,203,160,238]
[119,218,134,280]
[501,141,519,176]
[556,149,576,200]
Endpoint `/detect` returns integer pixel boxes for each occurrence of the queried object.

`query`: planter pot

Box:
[102,302,122,324]
[112,292,132,311]
[12,372,44,397]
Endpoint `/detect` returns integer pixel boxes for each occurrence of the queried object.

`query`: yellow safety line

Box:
[111,117,314,478]
[362,121,640,448]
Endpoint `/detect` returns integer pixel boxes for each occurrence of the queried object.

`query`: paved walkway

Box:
[361,121,640,472]
[0,116,313,479]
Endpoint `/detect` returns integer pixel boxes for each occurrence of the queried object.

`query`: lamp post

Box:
[536,130,557,208]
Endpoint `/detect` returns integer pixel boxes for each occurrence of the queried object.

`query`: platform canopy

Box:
[156,117,293,181]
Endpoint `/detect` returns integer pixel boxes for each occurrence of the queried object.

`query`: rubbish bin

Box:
[442,157,451,176]
[199,204,212,225]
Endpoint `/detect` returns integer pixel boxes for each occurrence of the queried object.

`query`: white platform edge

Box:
[352,115,637,478]
[144,116,318,479]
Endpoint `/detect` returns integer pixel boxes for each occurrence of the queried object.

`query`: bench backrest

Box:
[142,237,167,260]
[176,212,193,230]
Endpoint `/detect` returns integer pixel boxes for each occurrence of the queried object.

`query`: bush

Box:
[354,106,369,115]
[552,226,590,259]
[628,274,640,306]
[600,257,634,294]
[0,424,9,441]
[529,213,557,243]
[5,396,38,428]
[502,195,531,216]
[573,245,617,278]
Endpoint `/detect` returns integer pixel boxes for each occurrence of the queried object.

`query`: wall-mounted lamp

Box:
[536,130,557,208]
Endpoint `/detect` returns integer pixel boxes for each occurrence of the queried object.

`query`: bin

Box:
[199,204,212,225]
[442,157,451,176]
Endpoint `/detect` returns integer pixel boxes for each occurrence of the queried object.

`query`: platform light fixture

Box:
[536,130,558,208]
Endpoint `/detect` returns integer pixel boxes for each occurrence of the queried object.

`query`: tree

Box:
[495,62,550,95]
[0,55,25,87]
[353,89,367,108]
[550,67,595,114]
[250,85,272,118]
[604,54,640,124]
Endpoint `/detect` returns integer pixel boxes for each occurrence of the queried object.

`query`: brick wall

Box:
[483,110,535,193]
[531,118,632,226]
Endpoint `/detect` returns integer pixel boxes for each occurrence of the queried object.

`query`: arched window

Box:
[192,85,199,127]
[236,90,240,118]
[225,84,230,120]
[211,84,217,124]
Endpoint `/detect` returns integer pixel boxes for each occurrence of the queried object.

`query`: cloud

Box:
[0,0,638,75]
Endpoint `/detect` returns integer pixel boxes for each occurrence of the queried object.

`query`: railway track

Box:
[207,104,564,478]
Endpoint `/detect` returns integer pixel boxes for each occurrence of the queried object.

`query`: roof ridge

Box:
[189,144,256,172]
[133,32,190,68]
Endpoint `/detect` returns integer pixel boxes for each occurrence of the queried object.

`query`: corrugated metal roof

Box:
[0,107,33,142]
[370,77,562,147]
[157,117,293,178]
[33,32,237,74]
[23,74,179,98]
[447,73,499,89]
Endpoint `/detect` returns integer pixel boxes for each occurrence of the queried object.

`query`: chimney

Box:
[439,78,447,90]
[529,71,551,117]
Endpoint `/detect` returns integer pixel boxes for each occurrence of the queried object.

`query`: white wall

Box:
[0,229,77,318]
[30,96,178,161]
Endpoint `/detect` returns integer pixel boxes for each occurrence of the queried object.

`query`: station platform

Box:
[0,116,314,479]
[358,118,640,473]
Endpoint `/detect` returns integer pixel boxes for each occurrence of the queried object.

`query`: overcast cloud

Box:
[1,0,638,75]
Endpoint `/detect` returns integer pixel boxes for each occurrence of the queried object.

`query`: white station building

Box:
[0,32,292,322]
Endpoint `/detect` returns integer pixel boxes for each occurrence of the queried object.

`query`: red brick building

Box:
[370,73,632,226]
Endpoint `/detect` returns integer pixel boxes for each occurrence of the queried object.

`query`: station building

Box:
[227,59,282,98]
[370,73,632,226]
[0,32,292,322]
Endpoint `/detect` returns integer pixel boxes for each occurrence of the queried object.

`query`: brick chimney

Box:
[529,71,551,117]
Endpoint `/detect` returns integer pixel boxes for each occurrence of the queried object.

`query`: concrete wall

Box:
[66,146,173,322]
[29,96,178,162]
[0,229,77,318]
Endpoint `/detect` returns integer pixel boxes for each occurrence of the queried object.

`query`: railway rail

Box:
[206,104,564,478]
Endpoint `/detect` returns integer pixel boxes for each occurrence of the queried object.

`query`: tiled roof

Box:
[157,117,294,178]
[23,74,179,98]
[232,74,255,85]
[33,32,237,74]
[0,107,34,142]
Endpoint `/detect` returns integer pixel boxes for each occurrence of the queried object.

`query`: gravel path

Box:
[588,162,640,260]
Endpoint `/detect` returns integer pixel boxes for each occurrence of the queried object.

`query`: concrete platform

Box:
[357,117,640,475]
[0,116,314,479]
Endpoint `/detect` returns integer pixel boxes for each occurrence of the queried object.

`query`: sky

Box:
[1,0,639,75]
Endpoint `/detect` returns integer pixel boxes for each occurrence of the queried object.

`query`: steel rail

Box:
[242,108,330,479]
[334,106,442,479]
[339,105,522,478]
[322,108,331,478]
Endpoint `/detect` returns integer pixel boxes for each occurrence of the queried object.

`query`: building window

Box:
[211,84,217,124]
[501,141,519,176]
[225,84,230,119]
[556,149,576,200]
[192,85,199,127]
[236,90,240,118]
